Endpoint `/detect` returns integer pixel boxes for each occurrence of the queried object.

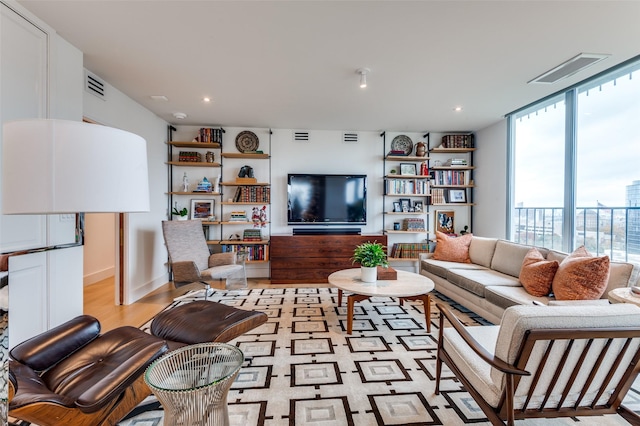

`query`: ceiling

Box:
[16,0,640,132]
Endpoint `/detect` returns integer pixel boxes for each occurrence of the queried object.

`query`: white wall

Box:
[473,119,508,238]
[83,78,169,304]
[83,213,115,285]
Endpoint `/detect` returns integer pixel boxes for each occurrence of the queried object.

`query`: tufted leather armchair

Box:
[8,315,168,426]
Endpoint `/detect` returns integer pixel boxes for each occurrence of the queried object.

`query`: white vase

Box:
[177,215,188,221]
[361,266,377,283]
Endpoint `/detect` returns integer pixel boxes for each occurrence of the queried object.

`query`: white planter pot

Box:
[361,266,377,283]
[176,215,188,221]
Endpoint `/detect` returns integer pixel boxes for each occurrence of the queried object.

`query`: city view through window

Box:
[512,59,640,262]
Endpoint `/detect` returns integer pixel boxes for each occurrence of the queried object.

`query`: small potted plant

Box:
[171,203,188,221]
[352,241,388,282]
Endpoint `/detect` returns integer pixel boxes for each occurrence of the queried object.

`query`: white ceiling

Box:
[16,0,640,132]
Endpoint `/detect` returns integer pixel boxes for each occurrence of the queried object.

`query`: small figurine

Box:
[259,205,268,228]
[460,225,469,235]
[182,172,189,192]
[252,206,261,227]
[238,165,254,178]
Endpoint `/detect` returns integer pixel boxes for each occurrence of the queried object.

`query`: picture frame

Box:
[413,201,423,212]
[447,189,467,204]
[436,210,455,234]
[400,163,417,176]
[399,198,411,212]
[190,199,215,220]
[393,201,402,212]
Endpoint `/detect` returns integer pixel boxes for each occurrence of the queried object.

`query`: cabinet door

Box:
[8,251,48,349]
[0,3,48,252]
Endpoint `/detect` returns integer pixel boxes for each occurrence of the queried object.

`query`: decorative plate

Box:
[235,131,259,153]
[391,135,413,155]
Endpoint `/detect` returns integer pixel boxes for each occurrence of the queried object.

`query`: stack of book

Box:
[229,211,248,222]
[389,243,431,259]
[243,229,262,241]
[444,158,468,167]
[386,150,407,156]
[431,188,446,204]
[403,218,425,231]
[233,186,271,202]
[178,151,202,162]
[221,244,269,261]
[194,177,212,192]
[194,128,222,143]
[441,134,474,148]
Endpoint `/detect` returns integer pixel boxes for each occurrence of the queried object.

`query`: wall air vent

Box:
[343,132,358,143]
[293,131,310,142]
[85,71,106,100]
[528,53,609,84]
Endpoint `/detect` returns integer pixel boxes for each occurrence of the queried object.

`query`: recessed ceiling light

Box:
[203,97,211,103]
[150,95,169,102]
[453,106,463,112]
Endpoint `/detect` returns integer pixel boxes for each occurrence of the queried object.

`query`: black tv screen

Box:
[287,174,367,225]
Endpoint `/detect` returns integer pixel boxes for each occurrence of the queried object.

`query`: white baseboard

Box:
[83,267,115,286]
[126,273,169,305]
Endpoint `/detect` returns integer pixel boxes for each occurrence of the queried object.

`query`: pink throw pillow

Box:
[432,231,472,263]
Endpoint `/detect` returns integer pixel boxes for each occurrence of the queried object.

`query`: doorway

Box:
[83,212,123,304]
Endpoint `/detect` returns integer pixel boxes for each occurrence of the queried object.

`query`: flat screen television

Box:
[287,174,367,225]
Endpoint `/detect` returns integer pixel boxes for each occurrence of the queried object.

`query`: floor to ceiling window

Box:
[510,56,640,262]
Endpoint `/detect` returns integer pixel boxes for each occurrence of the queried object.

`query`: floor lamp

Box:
[0,119,150,422]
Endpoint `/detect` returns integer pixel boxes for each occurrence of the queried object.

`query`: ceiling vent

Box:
[85,71,106,100]
[293,131,310,142]
[528,53,609,84]
[343,132,359,143]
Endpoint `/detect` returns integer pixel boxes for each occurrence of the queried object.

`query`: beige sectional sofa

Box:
[420,237,639,324]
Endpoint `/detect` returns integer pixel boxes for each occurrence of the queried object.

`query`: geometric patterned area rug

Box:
[119,287,639,426]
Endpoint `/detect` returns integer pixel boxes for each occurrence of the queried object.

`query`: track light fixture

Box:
[356,68,370,88]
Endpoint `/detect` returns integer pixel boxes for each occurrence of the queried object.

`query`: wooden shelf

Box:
[430,185,474,188]
[430,147,476,153]
[221,202,271,205]
[169,141,221,149]
[219,221,270,225]
[220,182,270,186]
[384,211,428,215]
[221,153,269,159]
[385,174,430,179]
[201,221,221,225]
[385,155,429,161]
[167,191,221,195]
[218,240,270,245]
[166,161,221,167]
[431,203,475,206]
[389,257,421,262]
[386,193,429,197]
[431,166,475,170]
[384,230,426,234]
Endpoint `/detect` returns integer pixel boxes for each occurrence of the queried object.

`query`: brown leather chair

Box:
[8,315,168,426]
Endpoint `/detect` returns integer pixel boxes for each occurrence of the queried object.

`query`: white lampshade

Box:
[2,119,150,214]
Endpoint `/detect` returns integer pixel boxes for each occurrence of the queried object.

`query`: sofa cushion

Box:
[421,258,486,279]
[446,269,521,298]
[491,304,640,388]
[484,285,552,311]
[546,250,567,264]
[552,246,610,300]
[432,231,472,263]
[490,240,544,278]
[519,248,559,297]
[468,237,498,268]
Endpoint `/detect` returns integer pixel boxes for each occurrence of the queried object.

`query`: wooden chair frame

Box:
[435,303,640,426]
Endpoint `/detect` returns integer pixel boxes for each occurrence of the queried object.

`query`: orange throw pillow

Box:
[519,248,558,297]
[551,246,610,300]
[432,231,472,263]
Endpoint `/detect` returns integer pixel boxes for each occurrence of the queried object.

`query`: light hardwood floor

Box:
[83,277,324,332]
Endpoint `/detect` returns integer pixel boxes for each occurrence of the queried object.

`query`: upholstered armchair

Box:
[435,302,640,426]
[162,220,245,298]
[8,315,168,426]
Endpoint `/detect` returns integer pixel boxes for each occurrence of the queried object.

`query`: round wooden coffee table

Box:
[328,268,435,334]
